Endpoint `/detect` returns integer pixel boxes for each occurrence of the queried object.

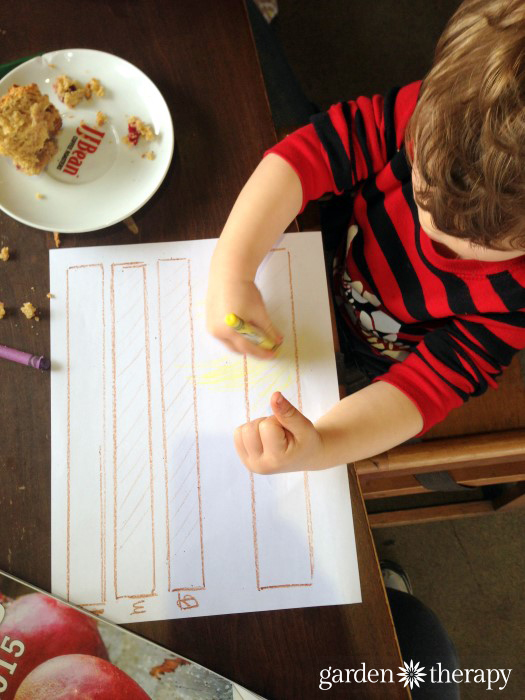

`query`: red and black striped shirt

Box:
[267,81,525,432]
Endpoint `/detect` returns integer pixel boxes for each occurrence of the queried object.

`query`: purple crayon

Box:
[0,343,51,370]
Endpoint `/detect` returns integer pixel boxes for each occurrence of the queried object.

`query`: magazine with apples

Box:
[0,569,264,699]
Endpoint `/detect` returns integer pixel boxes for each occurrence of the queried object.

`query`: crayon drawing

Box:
[66,264,106,607]
[157,258,205,593]
[245,250,313,590]
[50,233,361,623]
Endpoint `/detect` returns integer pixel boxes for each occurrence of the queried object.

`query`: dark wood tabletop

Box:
[0,2,409,698]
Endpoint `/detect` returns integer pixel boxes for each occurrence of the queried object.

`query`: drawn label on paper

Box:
[176,592,199,611]
[131,599,146,615]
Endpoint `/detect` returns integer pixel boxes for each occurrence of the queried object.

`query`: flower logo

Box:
[397,660,427,689]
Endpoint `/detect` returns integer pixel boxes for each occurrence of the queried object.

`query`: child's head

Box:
[406,0,525,252]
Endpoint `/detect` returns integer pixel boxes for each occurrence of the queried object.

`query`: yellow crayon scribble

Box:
[195,345,296,402]
[196,356,246,389]
[248,361,296,415]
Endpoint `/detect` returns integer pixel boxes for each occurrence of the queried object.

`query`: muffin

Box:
[0,83,62,175]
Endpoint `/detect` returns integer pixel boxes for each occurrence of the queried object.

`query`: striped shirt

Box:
[267,81,525,432]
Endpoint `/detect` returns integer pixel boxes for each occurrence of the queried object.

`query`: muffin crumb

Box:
[20,301,37,319]
[53,75,103,108]
[0,246,9,262]
[53,231,61,248]
[87,78,105,97]
[0,301,5,319]
[123,116,155,146]
[96,111,107,127]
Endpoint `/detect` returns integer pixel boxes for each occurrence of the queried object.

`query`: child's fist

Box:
[234,392,324,474]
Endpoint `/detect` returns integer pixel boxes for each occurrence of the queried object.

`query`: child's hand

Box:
[234,392,324,474]
[206,272,282,359]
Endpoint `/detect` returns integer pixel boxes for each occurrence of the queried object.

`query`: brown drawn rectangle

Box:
[66,264,106,605]
[245,250,314,590]
[157,259,205,592]
[111,263,156,599]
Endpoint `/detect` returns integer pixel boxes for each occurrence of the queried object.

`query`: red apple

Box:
[0,593,108,699]
[14,654,150,699]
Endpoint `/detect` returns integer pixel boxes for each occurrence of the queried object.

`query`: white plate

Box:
[0,48,174,233]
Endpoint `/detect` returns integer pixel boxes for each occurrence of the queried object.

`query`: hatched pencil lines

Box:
[117,419,146,463]
[111,263,156,599]
[66,264,106,605]
[157,259,205,593]
[247,250,314,590]
[120,464,147,509]
[117,347,143,379]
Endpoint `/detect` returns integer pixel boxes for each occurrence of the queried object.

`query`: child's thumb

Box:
[270,392,311,435]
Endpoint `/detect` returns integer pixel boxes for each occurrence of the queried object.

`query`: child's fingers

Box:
[254,315,283,348]
[220,337,238,354]
[217,332,272,359]
[259,416,288,455]
[240,418,266,458]
[233,426,249,465]
[266,323,284,347]
[229,334,278,359]
[249,310,284,350]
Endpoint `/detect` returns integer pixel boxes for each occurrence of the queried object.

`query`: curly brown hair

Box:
[406,0,525,249]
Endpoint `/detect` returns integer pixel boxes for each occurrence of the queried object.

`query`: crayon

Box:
[0,343,51,370]
[224,313,280,351]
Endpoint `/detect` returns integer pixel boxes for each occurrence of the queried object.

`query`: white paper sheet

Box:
[50,232,361,623]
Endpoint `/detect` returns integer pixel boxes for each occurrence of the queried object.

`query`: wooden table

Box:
[0,2,408,697]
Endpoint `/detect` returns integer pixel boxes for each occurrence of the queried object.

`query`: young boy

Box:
[206,0,525,474]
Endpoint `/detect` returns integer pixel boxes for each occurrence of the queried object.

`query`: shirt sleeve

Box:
[265,81,422,212]
[375,311,525,433]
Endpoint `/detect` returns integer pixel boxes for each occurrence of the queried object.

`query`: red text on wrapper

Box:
[57,124,106,176]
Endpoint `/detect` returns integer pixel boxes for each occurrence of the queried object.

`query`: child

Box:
[206,0,525,474]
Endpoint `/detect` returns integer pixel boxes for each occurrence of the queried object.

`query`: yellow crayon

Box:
[224,313,280,351]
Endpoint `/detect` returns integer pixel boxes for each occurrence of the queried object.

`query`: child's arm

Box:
[206,154,303,358]
[207,84,423,357]
[234,382,423,474]
[207,152,423,472]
